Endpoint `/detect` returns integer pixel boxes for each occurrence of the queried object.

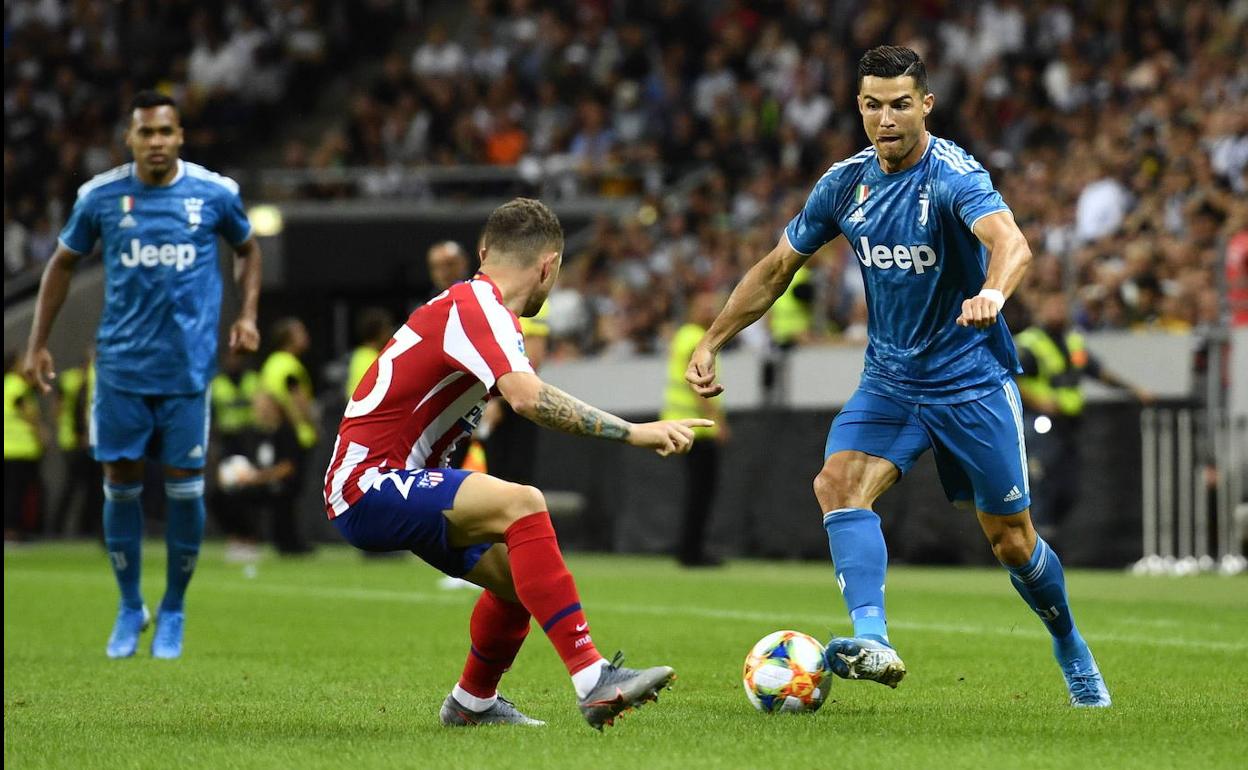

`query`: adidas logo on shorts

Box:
[1003,485,1022,503]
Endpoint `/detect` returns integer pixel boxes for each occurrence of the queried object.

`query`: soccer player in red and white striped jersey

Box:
[323,199,712,730]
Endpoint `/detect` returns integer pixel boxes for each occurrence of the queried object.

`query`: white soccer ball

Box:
[742,630,831,713]
[217,454,256,491]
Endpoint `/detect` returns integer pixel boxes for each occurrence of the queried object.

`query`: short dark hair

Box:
[355,307,395,344]
[481,198,564,264]
[130,90,177,112]
[271,317,305,349]
[857,45,928,93]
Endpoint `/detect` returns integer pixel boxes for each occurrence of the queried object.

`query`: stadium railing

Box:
[1135,404,1247,576]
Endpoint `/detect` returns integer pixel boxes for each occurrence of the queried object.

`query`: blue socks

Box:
[1002,537,1085,657]
[104,481,145,610]
[823,508,890,644]
[161,476,206,613]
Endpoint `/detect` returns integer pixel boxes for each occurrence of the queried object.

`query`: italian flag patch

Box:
[854,184,870,204]
[120,195,134,213]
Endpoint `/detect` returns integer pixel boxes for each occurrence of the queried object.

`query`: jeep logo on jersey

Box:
[856,236,938,274]
[120,238,197,271]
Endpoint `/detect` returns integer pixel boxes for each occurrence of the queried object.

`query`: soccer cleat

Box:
[151,610,186,659]
[1057,643,1111,707]
[577,652,675,731]
[106,605,151,659]
[825,636,907,688]
[439,693,545,726]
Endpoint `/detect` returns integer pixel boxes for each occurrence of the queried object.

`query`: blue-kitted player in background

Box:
[23,91,263,660]
[687,46,1109,707]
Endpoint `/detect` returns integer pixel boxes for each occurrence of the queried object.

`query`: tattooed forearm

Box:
[533,384,631,441]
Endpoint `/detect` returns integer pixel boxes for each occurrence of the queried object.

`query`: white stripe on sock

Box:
[571,658,608,699]
[451,684,497,712]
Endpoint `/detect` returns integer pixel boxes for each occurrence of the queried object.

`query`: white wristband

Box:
[977,289,1005,311]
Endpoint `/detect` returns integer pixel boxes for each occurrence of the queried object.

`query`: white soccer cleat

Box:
[825,636,907,688]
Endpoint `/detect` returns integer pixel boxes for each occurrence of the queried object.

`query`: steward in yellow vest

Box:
[662,291,728,567]
[261,318,318,450]
[211,349,259,455]
[345,307,396,400]
[1015,293,1152,424]
[769,265,815,348]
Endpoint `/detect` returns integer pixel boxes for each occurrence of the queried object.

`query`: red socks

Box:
[457,590,532,699]
[503,511,602,675]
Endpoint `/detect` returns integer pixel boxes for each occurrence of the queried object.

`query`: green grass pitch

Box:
[5,543,1246,769]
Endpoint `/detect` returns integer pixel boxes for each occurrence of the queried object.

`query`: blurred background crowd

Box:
[6,1,1247,359]
[3,1,1245,566]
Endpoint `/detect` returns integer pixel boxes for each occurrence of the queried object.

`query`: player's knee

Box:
[501,484,546,526]
[988,524,1033,567]
[813,463,857,510]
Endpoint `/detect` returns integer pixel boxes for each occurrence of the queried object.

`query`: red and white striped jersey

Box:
[322,275,533,518]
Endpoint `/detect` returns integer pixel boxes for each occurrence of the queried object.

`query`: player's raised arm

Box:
[686,235,811,397]
[957,210,1032,329]
[496,370,713,457]
[22,244,86,393]
[229,237,262,353]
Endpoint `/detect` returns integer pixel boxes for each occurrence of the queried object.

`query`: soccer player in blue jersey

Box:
[687,46,1110,707]
[22,91,262,660]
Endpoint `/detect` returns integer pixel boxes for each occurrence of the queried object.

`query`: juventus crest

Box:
[184,197,204,232]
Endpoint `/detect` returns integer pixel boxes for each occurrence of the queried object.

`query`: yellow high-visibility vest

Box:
[57,367,86,450]
[1015,327,1088,417]
[211,370,259,435]
[4,372,43,460]
[660,322,719,439]
[345,345,379,400]
[770,266,813,345]
[260,350,317,448]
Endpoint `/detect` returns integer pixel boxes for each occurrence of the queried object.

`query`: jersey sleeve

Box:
[216,187,253,246]
[945,166,1010,232]
[444,282,535,389]
[58,189,100,254]
[784,174,842,256]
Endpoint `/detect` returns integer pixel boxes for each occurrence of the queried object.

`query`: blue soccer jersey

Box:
[59,161,252,395]
[785,136,1021,403]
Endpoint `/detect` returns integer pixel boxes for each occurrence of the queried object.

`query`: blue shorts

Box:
[825,382,1031,515]
[91,380,210,469]
[331,467,489,577]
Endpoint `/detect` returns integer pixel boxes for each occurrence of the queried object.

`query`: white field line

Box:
[8,568,1248,653]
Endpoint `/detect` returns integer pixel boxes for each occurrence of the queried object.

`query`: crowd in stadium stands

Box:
[4,0,404,279]
[323,0,1242,359]
[6,1,1247,357]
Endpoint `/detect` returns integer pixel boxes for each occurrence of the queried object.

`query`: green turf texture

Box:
[5,543,1246,769]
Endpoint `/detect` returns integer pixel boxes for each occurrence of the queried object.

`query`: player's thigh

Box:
[333,467,489,577]
[461,543,519,602]
[922,381,1031,515]
[443,472,546,547]
[155,390,210,471]
[819,389,928,507]
[91,380,155,467]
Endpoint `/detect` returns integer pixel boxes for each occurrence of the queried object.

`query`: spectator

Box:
[4,352,46,543]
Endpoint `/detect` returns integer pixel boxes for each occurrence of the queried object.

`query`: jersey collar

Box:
[130,159,185,187]
[472,271,505,305]
[869,133,933,181]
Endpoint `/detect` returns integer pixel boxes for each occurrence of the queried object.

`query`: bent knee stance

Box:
[985,520,1035,567]
[813,465,873,511]
[502,485,547,527]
